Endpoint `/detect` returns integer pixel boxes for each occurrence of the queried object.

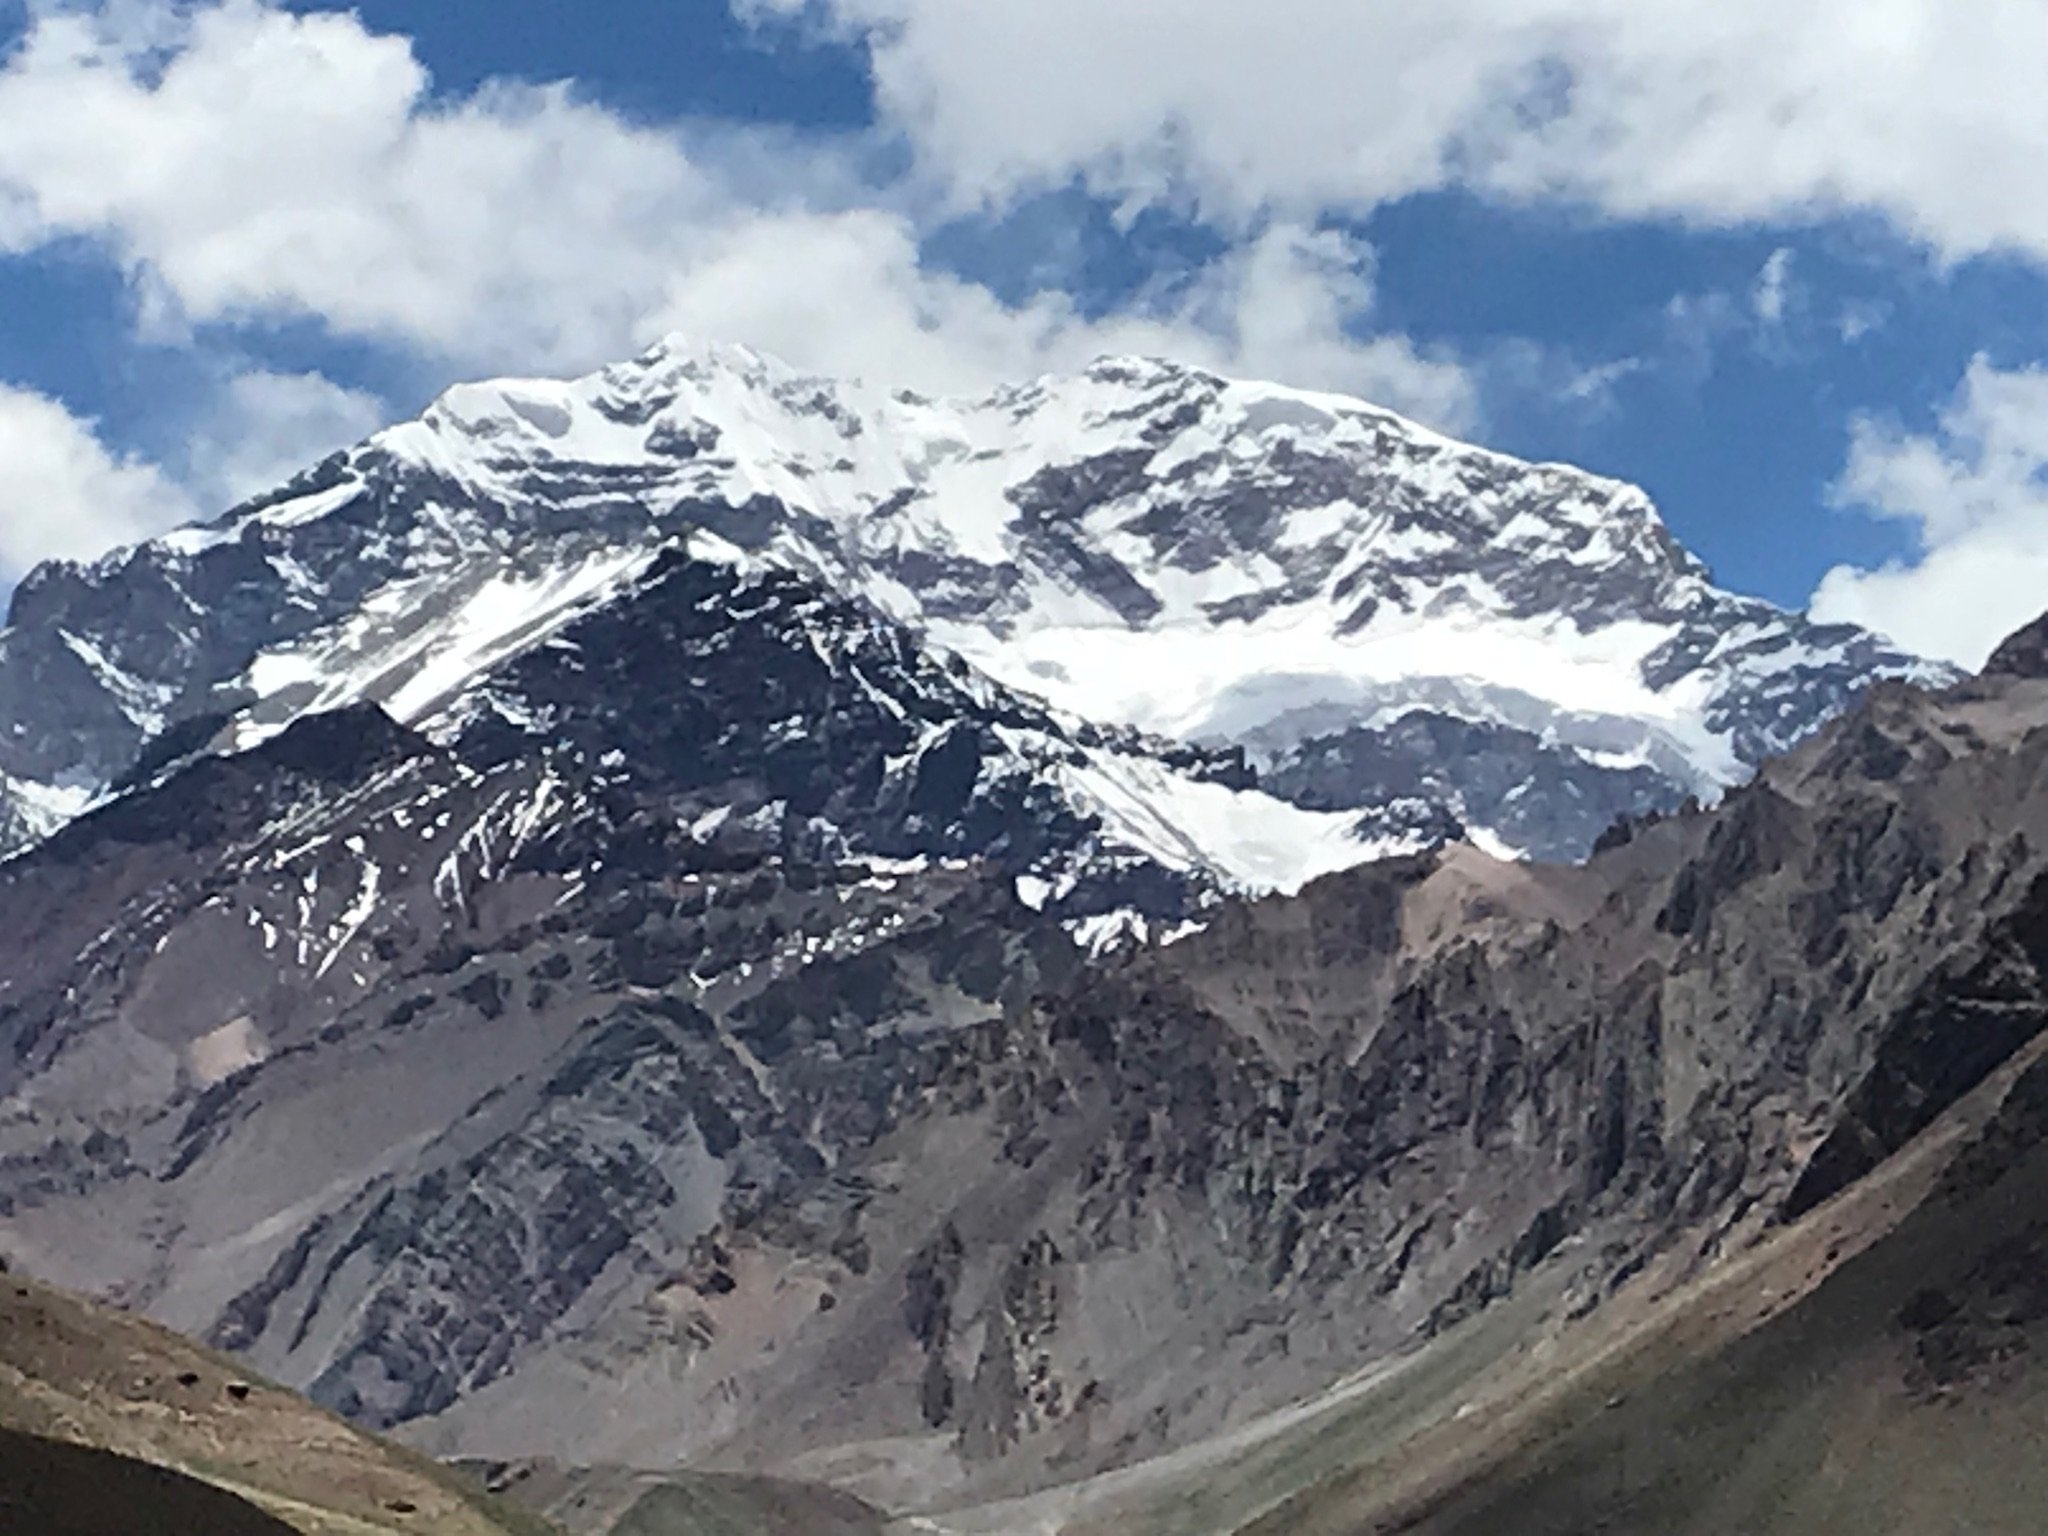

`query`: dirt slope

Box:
[0,1266,558,1536]
[464,1459,890,1536]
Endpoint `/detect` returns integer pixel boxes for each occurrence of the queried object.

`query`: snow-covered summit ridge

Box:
[0,335,1949,868]
[369,336,1938,774]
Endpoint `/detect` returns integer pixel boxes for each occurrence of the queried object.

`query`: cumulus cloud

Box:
[752,0,2048,266]
[642,214,1475,426]
[0,384,195,573]
[743,0,1548,220]
[1166,226,1475,428]
[0,1,1473,434]
[0,2,732,369]
[643,213,1470,432]
[1813,357,2048,666]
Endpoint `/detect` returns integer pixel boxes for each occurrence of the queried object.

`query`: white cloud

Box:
[0,3,1472,428]
[1562,356,1645,409]
[1658,289,1745,383]
[1178,226,1475,427]
[743,0,1546,221]
[0,2,735,370]
[0,384,195,573]
[1648,258,1820,382]
[1837,300,1892,344]
[1814,357,2048,666]
[644,215,1475,428]
[1474,343,1644,427]
[1752,248,1796,327]
[754,0,2048,266]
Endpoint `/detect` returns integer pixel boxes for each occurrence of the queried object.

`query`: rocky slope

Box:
[1256,1027,2048,1536]
[521,633,2048,1516]
[1400,1051,2048,1535]
[0,339,1944,867]
[934,1018,2048,1536]
[0,576,2041,1527]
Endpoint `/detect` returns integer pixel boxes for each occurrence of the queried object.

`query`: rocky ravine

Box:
[0,566,2042,1525]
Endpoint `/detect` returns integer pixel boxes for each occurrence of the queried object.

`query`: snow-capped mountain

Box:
[0,337,1946,870]
[1,326,2042,1534]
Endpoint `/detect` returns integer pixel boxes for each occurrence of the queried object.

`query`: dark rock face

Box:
[1265,712,1679,862]
[448,548,1240,909]
[1786,866,2048,1218]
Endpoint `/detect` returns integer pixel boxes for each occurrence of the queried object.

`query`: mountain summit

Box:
[0,338,1944,872]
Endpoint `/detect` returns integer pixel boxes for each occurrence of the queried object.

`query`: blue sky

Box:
[2,0,2047,664]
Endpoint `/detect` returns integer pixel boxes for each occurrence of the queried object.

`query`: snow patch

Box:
[1048,743,1424,896]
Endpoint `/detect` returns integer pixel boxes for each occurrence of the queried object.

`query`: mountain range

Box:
[0,341,2035,1535]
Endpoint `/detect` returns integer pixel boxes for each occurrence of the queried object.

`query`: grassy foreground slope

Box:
[0,1266,560,1536]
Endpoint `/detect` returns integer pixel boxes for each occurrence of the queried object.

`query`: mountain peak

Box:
[630,330,794,382]
[1079,351,1206,384]
[0,337,1951,869]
